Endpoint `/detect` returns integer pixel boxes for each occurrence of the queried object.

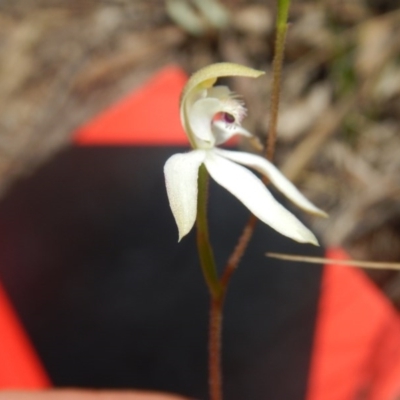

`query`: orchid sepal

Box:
[164,150,206,241]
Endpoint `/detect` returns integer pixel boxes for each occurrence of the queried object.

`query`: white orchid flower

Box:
[164,63,327,244]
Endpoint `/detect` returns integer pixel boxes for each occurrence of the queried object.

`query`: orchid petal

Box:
[180,63,264,147]
[214,148,328,218]
[187,85,249,146]
[188,97,221,144]
[204,152,319,245]
[164,150,206,241]
[212,120,252,145]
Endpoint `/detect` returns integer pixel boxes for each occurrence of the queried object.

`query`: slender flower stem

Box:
[196,165,224,400]
[220,214,257,288]
[209,296,223,400]
[196,3,292,399]
[204,3,292,399]
[267,0,290,161]
[221,0,292,288]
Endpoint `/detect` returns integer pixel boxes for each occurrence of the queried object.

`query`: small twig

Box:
[267,252,400,270]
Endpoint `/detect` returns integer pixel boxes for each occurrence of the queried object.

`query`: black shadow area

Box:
[0,146,324,400]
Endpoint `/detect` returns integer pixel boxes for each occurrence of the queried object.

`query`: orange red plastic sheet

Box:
[307,248,400,400]
[0,283,50,389]
[74,66,188,146]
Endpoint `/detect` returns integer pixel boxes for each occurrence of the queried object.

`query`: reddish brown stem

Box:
[208,4,291,399]
[209,296,223,400]
[220,2,290,295]
[220,214,258,289]
[267,27,287,161]
[220,7,289,294]
[209,215,258,400]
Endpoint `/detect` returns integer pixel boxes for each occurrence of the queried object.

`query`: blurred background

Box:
[0,0,400,304]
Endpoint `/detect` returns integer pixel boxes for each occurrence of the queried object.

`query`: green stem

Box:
[267,0,291,161]
[196,164,222,299]
[277,0,290,31]
[196,164,224,400]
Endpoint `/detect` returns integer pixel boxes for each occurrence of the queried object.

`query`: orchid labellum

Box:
[164,63,327,244]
